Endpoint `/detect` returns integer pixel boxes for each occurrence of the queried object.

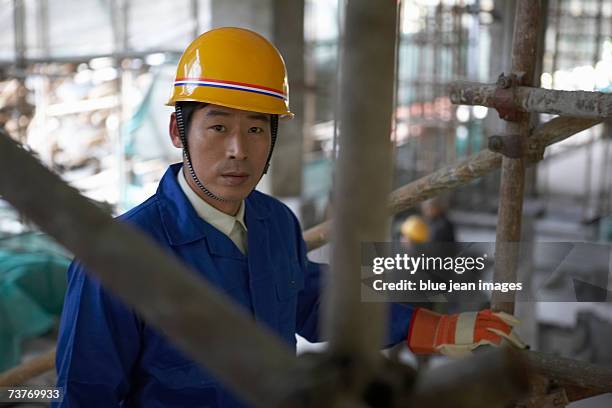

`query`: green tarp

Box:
[0,233,71,371]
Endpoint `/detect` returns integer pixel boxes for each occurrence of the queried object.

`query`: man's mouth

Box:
[221,172,249,185]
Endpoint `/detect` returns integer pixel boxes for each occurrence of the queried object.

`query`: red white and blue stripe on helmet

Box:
[174,78,287,100]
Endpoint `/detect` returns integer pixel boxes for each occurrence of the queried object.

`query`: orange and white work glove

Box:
[407,308,527,357]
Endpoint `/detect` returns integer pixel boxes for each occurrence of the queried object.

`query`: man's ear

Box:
[169,112,183,148]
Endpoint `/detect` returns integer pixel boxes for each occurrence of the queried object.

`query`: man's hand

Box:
[407,308,527,357]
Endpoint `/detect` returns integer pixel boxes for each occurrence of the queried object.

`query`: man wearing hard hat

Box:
[54,28,525,407]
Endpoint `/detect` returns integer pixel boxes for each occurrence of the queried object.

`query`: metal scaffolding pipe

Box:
[13,0,26,67]
[449,81,612,119]
[0,350,55,387]
[526,351,612,393]
[411,349,530,407]
[12,0,28,142]
[304,116,601,251]
[491,0,541,314]
[323,0,397,387]
[0,130,300,408]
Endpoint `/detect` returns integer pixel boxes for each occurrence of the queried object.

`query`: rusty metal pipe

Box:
[323,0,398,383]
[0,350,56,387]
[449,81,612,119]
[410,348,530,407]
[490,0,542,314]
[526,350,612,392]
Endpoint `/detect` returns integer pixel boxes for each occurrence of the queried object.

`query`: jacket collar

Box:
[157,163,270,246]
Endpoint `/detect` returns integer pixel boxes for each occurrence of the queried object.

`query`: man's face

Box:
[170,104,271,206]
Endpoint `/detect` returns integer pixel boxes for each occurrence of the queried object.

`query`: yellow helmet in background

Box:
[401,215,430,244]
[167,27,293,118]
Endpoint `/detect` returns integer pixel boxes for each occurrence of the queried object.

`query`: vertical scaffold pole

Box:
[491,0,542,314]
[324,0,398,369]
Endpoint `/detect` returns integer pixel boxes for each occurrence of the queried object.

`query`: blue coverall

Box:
[54,163,414,407]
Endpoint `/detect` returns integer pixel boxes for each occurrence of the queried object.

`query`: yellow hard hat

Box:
[401,215,430,244]
[167,27,293,118]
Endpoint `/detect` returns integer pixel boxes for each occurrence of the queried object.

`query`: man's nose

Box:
[226,130,248,160]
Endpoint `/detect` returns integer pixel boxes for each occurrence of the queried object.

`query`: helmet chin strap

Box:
[263,114,278,175]
[175,104,278,202]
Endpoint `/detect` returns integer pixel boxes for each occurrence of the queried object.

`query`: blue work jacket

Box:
[54,163,414,407]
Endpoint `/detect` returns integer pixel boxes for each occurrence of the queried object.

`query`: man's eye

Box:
[210,125,225,132]
[249,127,263,134]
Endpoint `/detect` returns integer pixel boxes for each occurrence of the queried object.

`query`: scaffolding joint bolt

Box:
[494,72,524,122]
[488,133,524,158]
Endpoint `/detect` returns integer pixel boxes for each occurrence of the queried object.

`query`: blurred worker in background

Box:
[400,214,430,249]
[54,27,525,408]
[421,196,456,243]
